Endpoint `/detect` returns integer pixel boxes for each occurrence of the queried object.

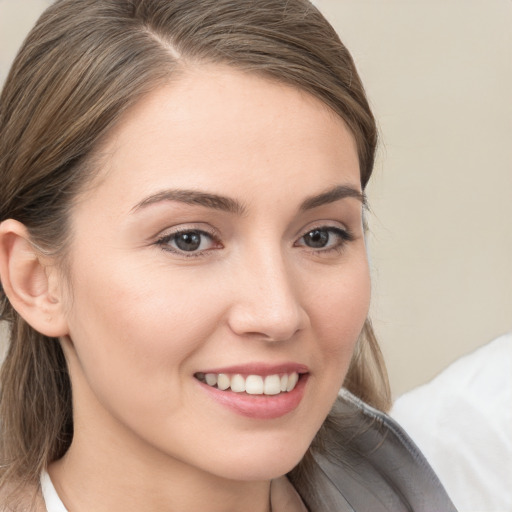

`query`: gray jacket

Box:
[296,390,458,511]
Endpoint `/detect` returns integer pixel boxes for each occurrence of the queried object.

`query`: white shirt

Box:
[40,470,68,512]
[391,333,512,512]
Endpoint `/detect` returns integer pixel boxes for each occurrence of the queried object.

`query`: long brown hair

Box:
[0,0,390,499]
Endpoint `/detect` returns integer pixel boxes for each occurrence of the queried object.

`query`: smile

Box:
[194,364,309,419]
[195,372,300,395]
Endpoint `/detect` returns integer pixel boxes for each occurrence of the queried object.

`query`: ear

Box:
[0,219,69,337]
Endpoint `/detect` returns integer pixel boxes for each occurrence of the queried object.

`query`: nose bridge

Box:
[228,241,307,341]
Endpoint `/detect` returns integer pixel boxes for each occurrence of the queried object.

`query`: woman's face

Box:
[57,65,370,481]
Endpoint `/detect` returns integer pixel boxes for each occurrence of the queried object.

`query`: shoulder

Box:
[309,390,457,512]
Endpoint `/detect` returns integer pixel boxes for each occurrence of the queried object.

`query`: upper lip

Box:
[196,362,309,377]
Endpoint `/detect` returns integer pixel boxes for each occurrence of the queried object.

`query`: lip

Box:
[196,373,309,419]
[197,362,309,377]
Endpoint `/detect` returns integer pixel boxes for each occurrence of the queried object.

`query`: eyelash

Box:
[155,225,355,258]
[295,226,355,255]
[155,228,221,258]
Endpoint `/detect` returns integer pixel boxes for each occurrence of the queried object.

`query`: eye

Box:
[156,229,219,255]
[296,226,353,251]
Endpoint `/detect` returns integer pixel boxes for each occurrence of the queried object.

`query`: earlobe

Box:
[0,219,69,338]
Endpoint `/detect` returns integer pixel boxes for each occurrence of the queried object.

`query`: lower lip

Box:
[197,375,309,420]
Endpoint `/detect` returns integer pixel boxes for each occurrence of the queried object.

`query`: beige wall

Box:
[1,1,511,397]
[318,0,512,396]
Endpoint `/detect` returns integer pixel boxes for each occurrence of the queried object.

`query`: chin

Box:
[200,435,313,482]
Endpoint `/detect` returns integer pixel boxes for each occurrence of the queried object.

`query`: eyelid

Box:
[153,222,220,240]
[295,220,352,239]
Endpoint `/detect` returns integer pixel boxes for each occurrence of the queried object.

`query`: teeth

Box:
[217,373,230,391]
[245,375,264,395]
[230,374,246,393]
[264,375,281,395]
[280,374,288,392]
[286,372,299,392]
[205,373,217,386]
[199,371,301,395]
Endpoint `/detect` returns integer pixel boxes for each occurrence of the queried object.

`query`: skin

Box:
[2,65,370,511]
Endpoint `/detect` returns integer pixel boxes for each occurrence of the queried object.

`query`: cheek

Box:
[312,258,371,344]
[62,260,231,456]
[63,256,224,402]
[306,257,371,390]
[69,253,217,339]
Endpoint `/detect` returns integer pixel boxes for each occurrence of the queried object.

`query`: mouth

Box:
[194,371,301,395]
[194,365,309,419]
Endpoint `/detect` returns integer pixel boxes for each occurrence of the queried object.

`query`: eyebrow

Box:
[131,184,365,215]
[131,189,246,215]
[299,185,366,211]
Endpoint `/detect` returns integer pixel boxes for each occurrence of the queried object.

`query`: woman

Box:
[0,0,456,510]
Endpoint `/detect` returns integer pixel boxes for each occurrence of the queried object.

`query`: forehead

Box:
[79,64,360,211]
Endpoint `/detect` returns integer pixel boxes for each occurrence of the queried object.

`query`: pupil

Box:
[176,232,201,251]
[305,229,328,248]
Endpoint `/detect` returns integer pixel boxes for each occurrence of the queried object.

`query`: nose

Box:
[226,249,309,342]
